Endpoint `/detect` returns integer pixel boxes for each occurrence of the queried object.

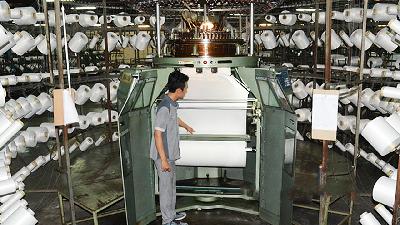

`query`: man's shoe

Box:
[174,212,187,221]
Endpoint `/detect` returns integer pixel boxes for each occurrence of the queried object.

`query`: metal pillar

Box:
[320,0,332,224]
[54,1,76,224]
[393,155,400,224]
[249,3,254,56]
[156,1,161,57]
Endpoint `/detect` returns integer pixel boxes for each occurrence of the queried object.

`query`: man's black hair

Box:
[167,70,189,93]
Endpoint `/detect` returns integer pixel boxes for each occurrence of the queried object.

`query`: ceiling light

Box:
[296,8,316,12]
[70,6,96,10]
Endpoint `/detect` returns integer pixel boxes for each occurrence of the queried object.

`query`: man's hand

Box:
[185,126,195,134]
[161,160,171,172]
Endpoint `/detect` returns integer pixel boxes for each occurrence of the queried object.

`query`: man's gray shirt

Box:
[150,95,180,161]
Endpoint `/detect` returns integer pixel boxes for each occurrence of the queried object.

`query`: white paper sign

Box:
[311,89,339,140]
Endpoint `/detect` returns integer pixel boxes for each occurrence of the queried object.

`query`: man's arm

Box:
[154,130,171,172]
[178,118,194,134]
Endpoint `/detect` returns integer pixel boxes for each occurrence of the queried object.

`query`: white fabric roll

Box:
[332,11,345,20]
[11,31,34,56]
[79,137,93,152]
[373,3,397,22]
[264,15,276,23]
[374,204,393,225]
[79,12,98,27]
[344,8,363,23]
[89,83,106,102]
[26,127,49,143]
[88,34,100,49]
[375,28,397,53]
[362,116,400,156]
[95,134,107,146]
[321,29,342,50]
[37,33,56,55]
[114,13,131,27]
[78,115,90,130]
[381,87,400,99]
[134,16,145,24]
[100,32,119,52]
[338,115,356,131]
[367,57,383,68]
[260,30,277,50]
[292,80,308,99]
[0,1,11,21]
[350,29,373,50]
[13,7,37,25]
[135,31,151,51]
[292,30,310,49]
[75,85,91,105]
[295,108,311,122]
[297,14,311,22]
[149,15,165,27]
[373,176,396,207]
[359,212,381,225]
[339,31,353,47]
[311,12,325,24]
[99,15,112,24]
[2,206,37,225]
[279,10,297,26]
[68,32,88,53]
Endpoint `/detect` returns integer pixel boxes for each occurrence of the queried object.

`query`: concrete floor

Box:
[16,139,390,225]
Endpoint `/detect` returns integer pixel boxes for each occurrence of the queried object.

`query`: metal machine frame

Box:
[117,56,297,225]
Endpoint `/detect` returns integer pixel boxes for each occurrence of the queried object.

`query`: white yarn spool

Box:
[297,14,311,22]
[295,108,311,122]
[359,212,381,225]
[12,135,26,153]
[367,57,383,68]
[88,34,100,49]
[112,132,119,141]
[12,167,29,182]
[373,176,396,207]
[11,31,34,56]
[29,34,45,52]
[365,31,381,48]
[0,191,25,211]
[386,113,400,134]
[134,16,145,24]
[260,30,277,50]
[99,15,112,24]
[282,63,294,68]
[350,119,370,134]
[122,35,130,48]
[68,32,88,53]
[264,15,276,23]
[2,206,37,225]
[0,25,13,50]
[0,200,28,223]
[305,82,319,96]
[279,10,297,26]
[114,13,131,27]
[292,80,308,99]
[9,8,22,19]
[129,34,137,50]
[26,127,49,143]
[338,115,356,131]
[78,115,90,130]
[373,3,397,22]
[40,123,57,138]
[79,12,98,27]
[382,87,400,100]
[95,134,107,146]
[65,14,79,24]
[89,83,106,102]
[135,31,151,51]
[331,11,345,20]
[375,28,397,53]
[150,15,165,27]
[321,29,342,50]
[279,32,290,47]
[350,29,373,50]
[0,1,11,21]
[389,19,400,35]
[362,116,400,156]
[84,66,99,73]
[37,33,56,55]
[339,31,353,47]
[19,131,36,148]
[292,30,310,49]
[100,32,119,52]
[109,81,119,102]
[375,204,393,224]
[361,88,377,110]
[344,8,363,23]
[311,12,325,24]
[79,137,93,151]
[254,34,263,45]
[24,95,41,118]
[370,68,390,78]
[102,110,118,122]
[0,179,18,196]
[87,112,105,126]
[75,85,91,105]
[310,31,323,47]
[36,93,52,115]
[15,97,31,118]
[331,54,347,66]
[0,166,10,181]
[13,7,37,25]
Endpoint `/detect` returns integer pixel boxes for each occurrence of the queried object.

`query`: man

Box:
[150,70,194,225]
